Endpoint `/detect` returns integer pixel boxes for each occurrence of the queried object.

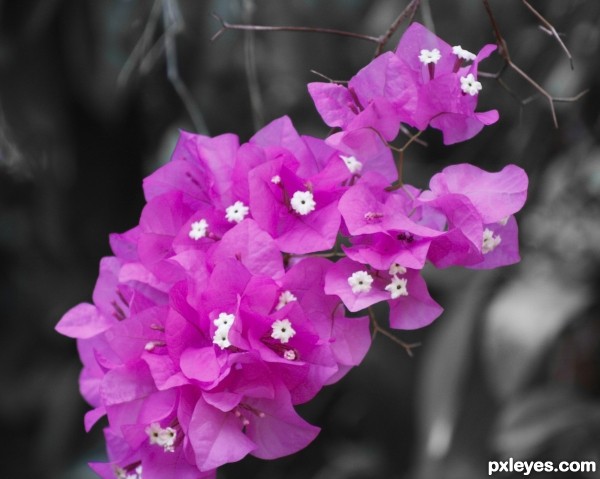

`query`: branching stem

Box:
[369,308,420,357]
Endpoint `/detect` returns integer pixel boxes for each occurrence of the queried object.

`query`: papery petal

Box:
[429,163,528,223]
[56,303,113,339]
[388,269,443,329]
[324,257,388,312]
[245,383,320,459]
[307,82,358,129]
[468,215,520,269]
[209,219,284,278]
[189,398,256,471]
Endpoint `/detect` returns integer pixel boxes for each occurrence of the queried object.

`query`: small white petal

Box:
[389,263,407,276]
[419,48,441,65]
[460,73,482,96]
[482,228,501,254]
[271,175,281,184]
[452,45,476,61]
[213,328,232,349]
[213,312,235,329]
[276,290,297,310]
[189,219,209,240]
[347,271,374,294]
[271,318,296,344]
[340,154,363,174]
[284,350,297,361]
[290,190,316,215]
[385,276,408,300]
[225,201,249,223]
[145,423,177,453]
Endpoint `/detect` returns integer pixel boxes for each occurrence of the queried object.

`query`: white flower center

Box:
[452,45,476,61]
[276,290,297,310]
[271,318,296,344]
[385,276,409,299]
[460,73,482,96]
[225,201,249,223]
[348,270,374,294]
[340,154,363,174]
[189,219,208,240]
[290,190,316,215]
[271,175,281,184]
[482,228,501,254]
[213,329,231,349]
[213,312,235,329]
[419,48,441,65]
[145,423,177,453]
[284,350,297,361]
[389,263,407,276]
[213,312,235,349]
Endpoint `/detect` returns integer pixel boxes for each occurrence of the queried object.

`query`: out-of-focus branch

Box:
[374,0,421,56]
[369,308,421,357]
[212,0,421,57]
[118,0,208,134]
[482,0,586,128]
[522,0,574,70]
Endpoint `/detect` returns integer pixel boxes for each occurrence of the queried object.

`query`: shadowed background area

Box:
[0,1,599,478]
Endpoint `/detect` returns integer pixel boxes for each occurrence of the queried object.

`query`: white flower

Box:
[284,350,297,361]
[388,263,407,276]
[271,318,296,344]
[419,48,441,65]
[340,154,363,174]
[290,190,316,215]
[276,290,297,310]
[213,312,235,329]
[213,328,232,349]
[385,275,409,300]
[452,45,476,61]
[225,201,249,223]
[460,73,482,96]
[482,228,501,254]
[189,219,209,240]
[347,270,374,294]
[145,422,177,452]
[271,175,281,184]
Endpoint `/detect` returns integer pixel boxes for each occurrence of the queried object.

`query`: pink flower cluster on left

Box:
[55,21,529,479]
[56,118,375,479]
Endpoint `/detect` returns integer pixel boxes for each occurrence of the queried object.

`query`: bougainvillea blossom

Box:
[56,20,529,479]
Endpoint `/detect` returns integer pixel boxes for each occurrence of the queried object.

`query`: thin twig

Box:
[309,69,348,84]
[213,0,420,57]
[118,0,163,87]
[211,12,380,45]
[368,308,420,357]
[522,0,574,70]
[374,0,421,56]
[163,0,208,133]
[482,0,586,128]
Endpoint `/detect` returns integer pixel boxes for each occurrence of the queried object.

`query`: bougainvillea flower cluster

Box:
[56,22,527,478]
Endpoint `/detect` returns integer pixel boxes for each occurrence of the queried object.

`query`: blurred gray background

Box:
[1,1,599,478]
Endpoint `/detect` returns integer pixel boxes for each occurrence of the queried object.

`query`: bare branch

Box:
[374,0,421,56]
[522,0,574,70]
[369,308,420,357]
[309,69,348,84]
[163,0,208,133]
[211,12,380,45]
[482,0,586,128]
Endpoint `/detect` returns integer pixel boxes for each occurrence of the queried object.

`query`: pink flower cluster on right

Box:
[309,22,499,145]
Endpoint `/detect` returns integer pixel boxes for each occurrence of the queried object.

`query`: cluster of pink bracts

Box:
[56,22,527,479]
